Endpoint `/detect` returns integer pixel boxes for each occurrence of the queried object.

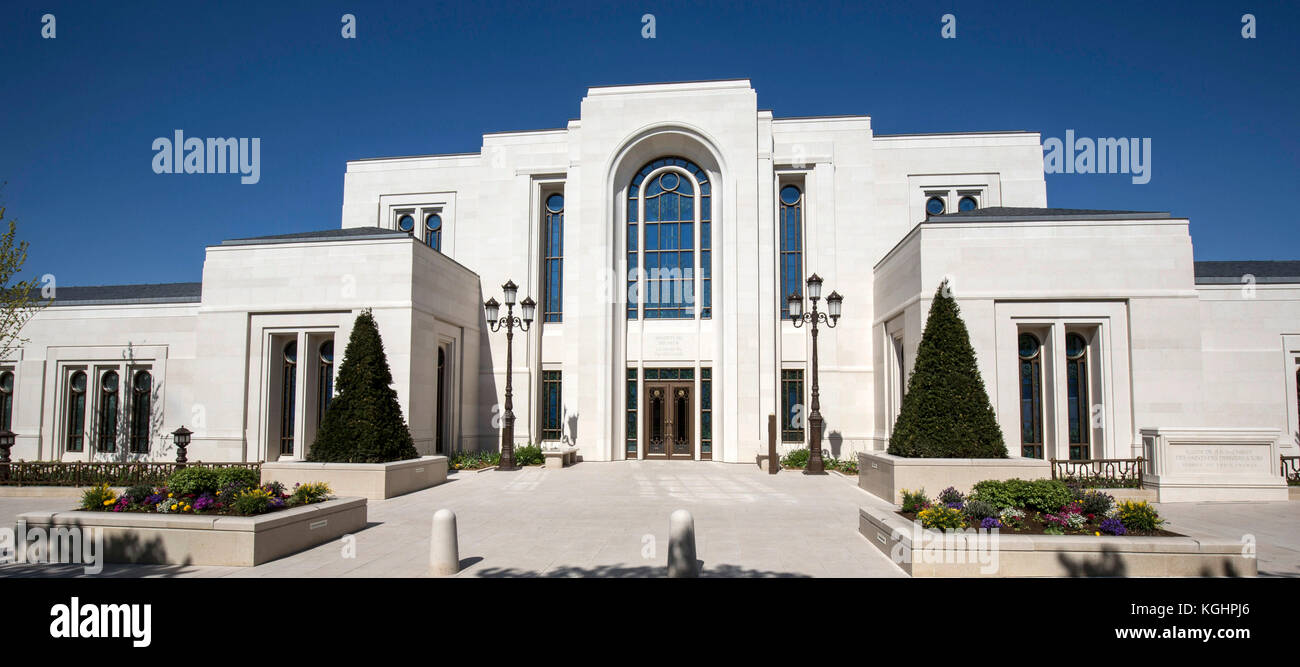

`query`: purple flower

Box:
[980,517,1001,530]
[1100,517,1127,535]
[945,502,964,510]
[194,494,217,511]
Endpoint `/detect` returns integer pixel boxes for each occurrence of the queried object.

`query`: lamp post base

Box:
[802,468,829,476]
[495,465,521,472]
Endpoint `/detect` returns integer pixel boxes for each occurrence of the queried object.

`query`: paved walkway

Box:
[0,461,906,578]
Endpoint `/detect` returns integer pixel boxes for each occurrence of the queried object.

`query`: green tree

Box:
[308,309,419,463]
[0,194,50,359]
[888,282,1007,458]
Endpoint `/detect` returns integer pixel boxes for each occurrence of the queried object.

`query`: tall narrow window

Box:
[98,371,119,453]
[130,371,152,454]
[66,371,86,452]
[781,369,805,442]
[541,370,562,441]
[424,213,442,250]
[1018,334,1044,458]
[317,340,334,427]
[0,371,13,432]
[779,184,803,319]
[627,157,711,320]
[280,341,297,457]
[626,368,638,457]
[543,193,564,322]
[436,348,446,455]
[700,367,712,460]
[1065,333,1090,460]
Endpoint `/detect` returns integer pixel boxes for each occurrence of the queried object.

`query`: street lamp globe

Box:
[520,296,537,324]
[826,291,843,319]
[501,280,518,306]
[806,273,823,300]
[484,297,500,322]
[787,292,803,320]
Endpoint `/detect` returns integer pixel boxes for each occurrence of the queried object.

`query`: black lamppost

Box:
[787,274,843,475]
[172,426,192,467]
[485,280,535,471]
[0,429,14,481]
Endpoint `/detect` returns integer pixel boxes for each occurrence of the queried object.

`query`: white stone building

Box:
[6,80,1298,479]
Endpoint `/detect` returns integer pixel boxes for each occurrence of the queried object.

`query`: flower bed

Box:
[780,448,859,474]
[896,479,1182,537]
[449,445,544,471]
[78,466,332,517]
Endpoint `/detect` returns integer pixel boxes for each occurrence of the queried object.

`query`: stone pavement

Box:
[1152,499,1300,577]
[0,461,907,578]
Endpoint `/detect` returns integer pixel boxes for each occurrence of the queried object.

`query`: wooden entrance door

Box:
[644,382,693,459]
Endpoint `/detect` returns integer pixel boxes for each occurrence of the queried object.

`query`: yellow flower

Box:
[103,499,114,505]
[168,493,174,498]
[1094,531,1101,536]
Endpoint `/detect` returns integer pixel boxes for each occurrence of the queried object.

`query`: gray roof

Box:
[1194,261,1300,284]
[220,226,410,246]
[929,207,1171,222]
[43,282,203,307]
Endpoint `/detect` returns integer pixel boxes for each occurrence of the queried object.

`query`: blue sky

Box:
[2,0,1296,286]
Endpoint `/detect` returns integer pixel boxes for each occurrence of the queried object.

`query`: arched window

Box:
[397,214,415,234]
[0,371,13,432]
[1018,334,1043,458]
[543,193,563,322]
[424,213,442,250]
[280,341,297,456]
[317,340,334,427]
[779,184,803,319]
[130,371,152,454]
[627,157,711,319]
[1065,333,1090,460]
[926,196,945,216]
[66,371,86,453]
[958,195,978,212]
[98,371,119,453]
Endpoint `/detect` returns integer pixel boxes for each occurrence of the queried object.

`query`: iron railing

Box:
[1050,457,1145,489]
[0,461,260,487]
[1282,456,1299,485]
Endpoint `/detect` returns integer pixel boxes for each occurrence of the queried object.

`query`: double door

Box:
[644,381,692,459]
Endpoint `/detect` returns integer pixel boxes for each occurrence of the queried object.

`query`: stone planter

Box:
[858,451,1050,504]
[857,503,1253,577]
[16,497,367,567]
[262,455,447,500]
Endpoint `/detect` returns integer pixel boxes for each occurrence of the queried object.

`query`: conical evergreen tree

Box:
[308,309,419,463]
[887,283,1007,458]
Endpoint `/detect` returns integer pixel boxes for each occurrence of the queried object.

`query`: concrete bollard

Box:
[667,509,699,578]
[429,509,460,576]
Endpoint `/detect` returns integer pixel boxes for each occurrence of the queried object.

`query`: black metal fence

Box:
[1282,456,1299,485]
[1050,457,1145,489]
[0,461,260,487]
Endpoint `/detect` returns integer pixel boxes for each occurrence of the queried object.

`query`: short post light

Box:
[172,426,192,467]
[787,273,843,475]
[485,280,535,470]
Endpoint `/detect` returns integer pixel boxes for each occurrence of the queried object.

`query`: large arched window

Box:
[98,371,119,453]
[1065,333,1090,460]
[1018,334,1043,458]
[0,371,13,432]
[66,371,86,453]
[627,157,711,319]
[424,213,442,250]
[543,193,564,322]
[130,371,152,454]
[317,340,334,427]
[779,184,803,319]
[280,341,297,456]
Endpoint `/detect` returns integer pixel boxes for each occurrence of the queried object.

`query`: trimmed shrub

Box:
[215,467,259,491]
[781,448,810,468]
[970,479,1019,509]
[166,467,221,497]
[308,310,419,463]
[887,284,1007,458]
[1020,479,1073,513]
[513,445,544,466]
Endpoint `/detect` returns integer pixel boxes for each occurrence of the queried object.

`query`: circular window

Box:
[0,372,12,393]
[1066,333,1087,359]
[284,340,297,364]
[102,371,119,393]
[1018,333,1041,359]
[545,193,564,213]
[780,185,802,206]
[71,371,86,393]
[425,213,441,231]
[958,196,978,212]
[320,340,334,364]
[660,172,680,191]
[134,371,151,393]
[926,197,946,216]
[397,214,414,232]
